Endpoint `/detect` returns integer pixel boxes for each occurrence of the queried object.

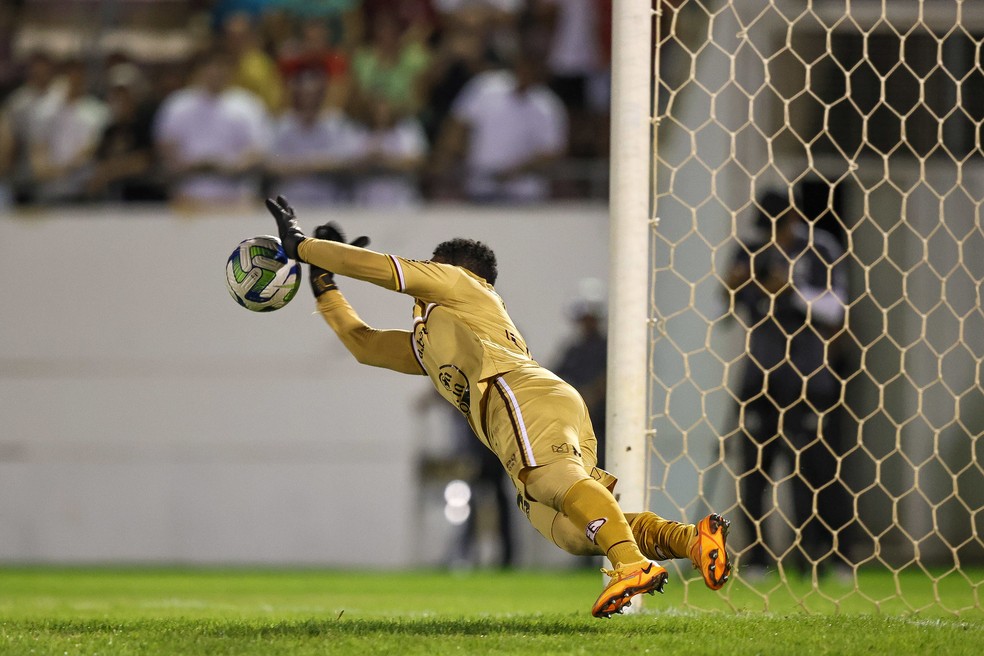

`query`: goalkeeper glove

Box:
[309,222,371,298]
[264,195,306,260]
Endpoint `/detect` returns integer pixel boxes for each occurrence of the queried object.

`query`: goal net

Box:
[635,0,983,613]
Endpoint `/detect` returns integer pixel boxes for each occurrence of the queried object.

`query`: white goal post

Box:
[609,0,984,614]
[607,0,653,515]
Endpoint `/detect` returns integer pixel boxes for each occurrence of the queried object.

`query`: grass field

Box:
[1,567,981,655]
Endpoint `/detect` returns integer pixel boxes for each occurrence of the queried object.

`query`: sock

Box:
[562,478,646,568]
[625,512,697,562]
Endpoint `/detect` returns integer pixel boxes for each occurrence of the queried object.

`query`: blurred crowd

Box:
[0,0,614,209]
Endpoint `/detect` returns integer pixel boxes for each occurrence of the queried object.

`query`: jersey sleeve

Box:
[316,289,424,375]
[384,255,470,305]
[298,238,469,305]
[298,239,401,289]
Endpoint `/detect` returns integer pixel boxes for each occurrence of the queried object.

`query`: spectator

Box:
[154,48,269,207]
[272,0,362,51]
[431,51,567,202]
[553,281,608,468]
[266,68,361,205]
[1,51,65,203]
[0,111,13,207]
[535,0,610,157]
[277,17,351,109]
[433,0,525,65]
[361,0,438,44]
[259,7,296,57]
[723,189,849,576]
[222,11,285,113]
[352,12,431,114]
[351,94,428,207]
[88,63,165,202]
[29,59,109,204]
[419,16,492,142]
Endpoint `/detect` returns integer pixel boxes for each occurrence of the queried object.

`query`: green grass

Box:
[0,567,981,655]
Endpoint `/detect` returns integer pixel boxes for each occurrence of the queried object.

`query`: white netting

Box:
[645,0,983,613]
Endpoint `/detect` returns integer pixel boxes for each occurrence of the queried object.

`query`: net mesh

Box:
[646,0,983,613]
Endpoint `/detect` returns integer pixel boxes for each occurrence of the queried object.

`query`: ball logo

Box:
[438,364,471,414]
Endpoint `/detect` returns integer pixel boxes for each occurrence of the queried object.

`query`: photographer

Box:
[723,189,849,576]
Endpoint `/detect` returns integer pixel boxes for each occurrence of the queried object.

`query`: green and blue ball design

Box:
[226,236,300,312]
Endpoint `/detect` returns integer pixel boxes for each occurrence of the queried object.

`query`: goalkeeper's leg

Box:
[626,511,732,590]
[523,461,668,617]
[528,502,731,591]
[524,461,644,567]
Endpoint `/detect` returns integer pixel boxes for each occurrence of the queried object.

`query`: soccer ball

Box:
[225,235,300,312]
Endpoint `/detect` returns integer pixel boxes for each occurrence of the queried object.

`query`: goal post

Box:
[608,0,984,614]
[606,0,654,513]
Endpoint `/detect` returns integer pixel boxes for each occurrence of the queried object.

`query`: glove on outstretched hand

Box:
[309,222,371,298]
[264,195,306,260]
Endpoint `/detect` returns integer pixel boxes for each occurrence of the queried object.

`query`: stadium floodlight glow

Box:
[443,481,472,526]
[444,480,472,507]
[444,504,471,527]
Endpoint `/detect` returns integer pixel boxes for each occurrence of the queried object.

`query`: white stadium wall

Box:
[0,204,608,567]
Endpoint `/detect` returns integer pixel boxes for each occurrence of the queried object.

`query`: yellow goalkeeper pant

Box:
[484,368,645,566]
[483,367,694,564]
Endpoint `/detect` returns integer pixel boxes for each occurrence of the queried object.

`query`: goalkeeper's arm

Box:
[299,238,401,290]
[268,196,457,301]
[297,219,422,375]
[316,289,424,375]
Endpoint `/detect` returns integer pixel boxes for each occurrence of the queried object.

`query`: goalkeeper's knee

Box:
[523,460,592,512]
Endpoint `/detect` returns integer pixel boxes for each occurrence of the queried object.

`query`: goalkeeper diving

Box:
[266,196,732,617]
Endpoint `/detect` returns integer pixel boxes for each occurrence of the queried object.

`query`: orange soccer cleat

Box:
[591,560,669,618]
[689,513,732,590]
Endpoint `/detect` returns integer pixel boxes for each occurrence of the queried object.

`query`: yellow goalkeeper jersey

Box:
[299,238,540,445]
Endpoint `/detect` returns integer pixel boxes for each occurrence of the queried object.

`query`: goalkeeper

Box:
[266,196,731,617]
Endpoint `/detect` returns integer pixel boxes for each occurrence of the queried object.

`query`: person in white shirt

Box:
[538,0,606,108]
[534,0,609,158]
[350,94,427,207]
[154,49,269,207]
[432,53,568,203]
[1,51,66,203]
[29,59,109,203]
[267,68,363,205]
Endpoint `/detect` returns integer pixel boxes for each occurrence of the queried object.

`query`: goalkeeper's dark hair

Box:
[432,238,498,285]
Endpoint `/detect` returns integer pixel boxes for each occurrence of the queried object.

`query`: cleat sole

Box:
[694,514,732,591]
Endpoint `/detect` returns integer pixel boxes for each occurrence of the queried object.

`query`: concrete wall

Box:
[0,203,609,566]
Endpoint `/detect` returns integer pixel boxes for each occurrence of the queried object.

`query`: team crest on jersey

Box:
[438,364,471,414]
